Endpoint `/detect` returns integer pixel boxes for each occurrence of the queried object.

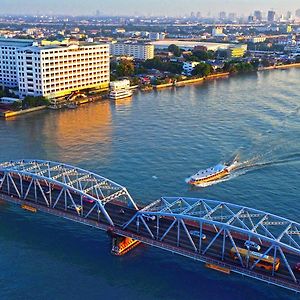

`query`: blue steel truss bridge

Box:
[0,159,299,293]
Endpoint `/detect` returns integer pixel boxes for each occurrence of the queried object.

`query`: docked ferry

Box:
[109,89,133,100]
[109,79,133,100]
[187,156,239,186]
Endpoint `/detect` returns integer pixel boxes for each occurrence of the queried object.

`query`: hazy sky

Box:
[1,0,300,16]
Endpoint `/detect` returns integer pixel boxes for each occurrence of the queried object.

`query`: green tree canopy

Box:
[168,44,181,57]
[22,96,49,109]
[142,57,182,74]
[192,50,215,61]
[116,60,135,77]
[191,62,213,77]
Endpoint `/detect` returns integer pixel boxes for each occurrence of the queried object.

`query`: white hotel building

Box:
[0,38,110,98]
[0,38,33,89]
[110,42,154,60]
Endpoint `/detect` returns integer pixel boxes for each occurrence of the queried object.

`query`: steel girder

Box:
[124,197,300,284]
[0,159,138,226]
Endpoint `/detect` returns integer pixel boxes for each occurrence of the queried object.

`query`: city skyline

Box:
[1,0,300,17]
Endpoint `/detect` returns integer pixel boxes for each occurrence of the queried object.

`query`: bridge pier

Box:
[108,229,141,256]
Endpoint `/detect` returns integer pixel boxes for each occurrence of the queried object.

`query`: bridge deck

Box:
[0,160,299,293]
[0,191,299,293]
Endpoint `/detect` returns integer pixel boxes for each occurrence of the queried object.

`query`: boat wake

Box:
[186,151,300,188]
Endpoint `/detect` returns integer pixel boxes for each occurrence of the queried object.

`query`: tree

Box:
[11,101,22,111]
[22,96,49,109]
[110,61,118,72]
[134,66,147,75]
[250,59,260,70]
[223,61,238,73]
[168,44,181,57]
[116,60,135,77]
[192,50,215,61]
[0,88,14,98]
[130,77,139,86]
[142,57,182,74]
[191,63,213,77]
[223,61,255,74]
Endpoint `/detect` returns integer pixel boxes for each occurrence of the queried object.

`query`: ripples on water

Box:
[0,69,299,299]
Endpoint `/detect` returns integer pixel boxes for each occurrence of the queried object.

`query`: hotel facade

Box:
[0,38,110,98]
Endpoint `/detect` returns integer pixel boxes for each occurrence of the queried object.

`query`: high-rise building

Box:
[0,38,110,98]
[248,15,255,23]
[196,11,201,19]
[286,11,292,20]
[295,9,300,18]
[0,38,33,88]
[228,13,236,21]
[267,10,276,22]
[219,11,226,19]
[254,10,262,21]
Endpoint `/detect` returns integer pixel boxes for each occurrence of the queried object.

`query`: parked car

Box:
[189,230,206,240]
[244,240,261,251]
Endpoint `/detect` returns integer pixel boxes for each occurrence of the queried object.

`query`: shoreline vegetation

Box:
[1,62,300,119]
[151,62,300,90]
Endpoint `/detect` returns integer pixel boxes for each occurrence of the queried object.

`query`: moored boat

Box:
[109,89,133,100]
[109,79,133,100]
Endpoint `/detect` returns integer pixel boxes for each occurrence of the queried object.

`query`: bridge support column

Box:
[108,230,141,256]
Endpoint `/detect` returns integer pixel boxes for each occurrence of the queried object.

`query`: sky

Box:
[0,0,300,17]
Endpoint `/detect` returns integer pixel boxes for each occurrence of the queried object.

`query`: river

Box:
[0,68,299,299]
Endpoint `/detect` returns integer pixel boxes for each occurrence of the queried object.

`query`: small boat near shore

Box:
[186,155,240,186]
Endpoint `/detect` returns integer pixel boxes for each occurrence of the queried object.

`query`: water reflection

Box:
[113,96,133,108]
[42,101,113,164]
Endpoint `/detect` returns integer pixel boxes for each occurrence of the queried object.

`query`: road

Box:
[0,174,299,292]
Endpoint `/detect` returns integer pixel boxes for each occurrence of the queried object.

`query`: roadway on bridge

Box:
[0,175,299,291]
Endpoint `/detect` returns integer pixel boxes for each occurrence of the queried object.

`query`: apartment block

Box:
[110,42,154,60]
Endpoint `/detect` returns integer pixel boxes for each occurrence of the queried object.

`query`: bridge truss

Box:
[0,160,299,292]
[124,197,300,287]
[0,159,138,226]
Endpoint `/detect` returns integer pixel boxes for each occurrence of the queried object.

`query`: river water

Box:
[0,69,299,299]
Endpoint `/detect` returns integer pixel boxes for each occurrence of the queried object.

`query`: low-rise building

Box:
[250,36,267,43]
[227,46,246,58]
[110,42,154,60]
[151,39,247,52]
[182,61,200,75]
[149,32,166,40]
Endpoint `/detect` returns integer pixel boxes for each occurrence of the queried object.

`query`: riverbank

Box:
[153,72,230,90]
[0,105,47,119]
[151,62,300,91]
[259,62,300,71]
[1,62,299,119]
